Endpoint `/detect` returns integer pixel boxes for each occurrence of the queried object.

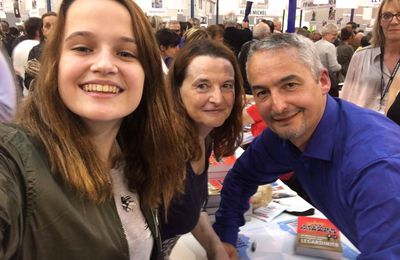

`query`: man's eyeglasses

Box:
[380,12,400,22]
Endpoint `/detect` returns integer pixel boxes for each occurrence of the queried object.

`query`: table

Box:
[170,184,360,260]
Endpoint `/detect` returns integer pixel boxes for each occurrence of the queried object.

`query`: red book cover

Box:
[295,216,343,259]
[208,152,236,179]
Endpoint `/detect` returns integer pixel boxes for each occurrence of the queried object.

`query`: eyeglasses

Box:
[380,12,400,22]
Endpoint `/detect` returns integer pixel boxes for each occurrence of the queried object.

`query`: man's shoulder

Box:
[337,99,400,151]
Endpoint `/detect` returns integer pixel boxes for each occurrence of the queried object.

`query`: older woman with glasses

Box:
[341,0,400,113]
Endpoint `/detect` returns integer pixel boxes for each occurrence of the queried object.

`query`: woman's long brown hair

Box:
[17,0,187,210]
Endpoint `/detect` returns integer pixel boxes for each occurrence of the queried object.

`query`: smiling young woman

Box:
[0,0,187,259]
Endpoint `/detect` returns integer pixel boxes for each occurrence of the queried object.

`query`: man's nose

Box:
[270,92,287,113]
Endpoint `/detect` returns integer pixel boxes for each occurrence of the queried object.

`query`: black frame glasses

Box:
[380,12,400,22]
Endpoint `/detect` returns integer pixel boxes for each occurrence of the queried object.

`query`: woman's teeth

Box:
[82,84,120,93]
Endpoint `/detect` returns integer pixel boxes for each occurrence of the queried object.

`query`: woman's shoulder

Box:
[0,123,38,158]
[0,123,31,142]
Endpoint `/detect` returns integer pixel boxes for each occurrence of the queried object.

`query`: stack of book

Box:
[207,149,252,223]
[207,178,223,223]
[295,216,343,259]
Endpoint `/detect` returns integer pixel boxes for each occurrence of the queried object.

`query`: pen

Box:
[251,241,257,252]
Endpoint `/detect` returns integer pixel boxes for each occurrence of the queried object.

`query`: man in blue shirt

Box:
[213,33,400,259]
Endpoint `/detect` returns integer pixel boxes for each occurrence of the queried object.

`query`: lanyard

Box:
[380,47,400,107]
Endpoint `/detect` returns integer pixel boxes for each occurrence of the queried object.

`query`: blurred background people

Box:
[149,15,164,33]
[24,11,57,90]
[206,24,225,44]
[315,23,342,96]
[238,22,272,95]
[11,17,41,93]
[223,12,252,55]
[337,26,355,78]
[183,27,210,45]
[156,28,180,68]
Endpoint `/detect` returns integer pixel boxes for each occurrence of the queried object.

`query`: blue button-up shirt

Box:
[214,96,400,259]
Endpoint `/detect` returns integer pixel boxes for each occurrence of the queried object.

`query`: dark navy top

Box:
[160,146,211,240]
[214,96,400,259]
[387,92,400,125]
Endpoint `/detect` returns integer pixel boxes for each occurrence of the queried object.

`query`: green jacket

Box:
[0,124,162,260]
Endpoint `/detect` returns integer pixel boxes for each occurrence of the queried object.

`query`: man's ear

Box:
[319,69,331,95]
[160,45,166,52]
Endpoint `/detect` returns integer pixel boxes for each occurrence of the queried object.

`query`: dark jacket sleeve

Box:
[0,145,25,259]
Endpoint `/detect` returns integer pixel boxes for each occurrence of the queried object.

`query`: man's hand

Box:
[222,242,238,260]
[242,21,249,29]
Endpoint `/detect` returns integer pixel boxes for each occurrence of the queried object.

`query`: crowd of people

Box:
[0,0,399,259]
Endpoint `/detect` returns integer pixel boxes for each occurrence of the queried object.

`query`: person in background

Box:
[149,15,164,33]
[1,20,17,56]
[188,17,201,29]
[341,0,400,113]
[166,20,181,36]
[206,24,225,44]
[337,26,355,78]
[0,44,17,122]
[155,28,180,68]
[346,21,358,34]
[179,21,189,37]
[351,31,365,50]
[360,32,372,48]
[238,22,271,95]
[273,17,282,33]
[166,20,184,48]
[11,17,41,92]
[161,39,243,259]
[260,19,274,34]
[315,23,342,97]
[223,12,252,56]
[24,11,57,90]
[309,30,322,42]
[213,33,400,259]
[0,0,187,259]
[183,27,210,45]
[295,27,310,38]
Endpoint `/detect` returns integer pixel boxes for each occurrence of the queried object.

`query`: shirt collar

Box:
[372,46,382,63]
[302,95,338,161]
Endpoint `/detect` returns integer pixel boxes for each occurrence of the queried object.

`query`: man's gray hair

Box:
[247,33,324,80]
[253,22,271,40]
[321,23,338,36]
[223,12,237,27]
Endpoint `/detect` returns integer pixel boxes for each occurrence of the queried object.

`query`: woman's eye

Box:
[196,83,208,90]
[221,83,234,91]
[118,51,136,59]
[71,46,92,53]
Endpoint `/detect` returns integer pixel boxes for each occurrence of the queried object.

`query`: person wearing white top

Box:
[315,23,342,97]
[0,44,17,122]
[11,17,41,93]
[341,0,400,113]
